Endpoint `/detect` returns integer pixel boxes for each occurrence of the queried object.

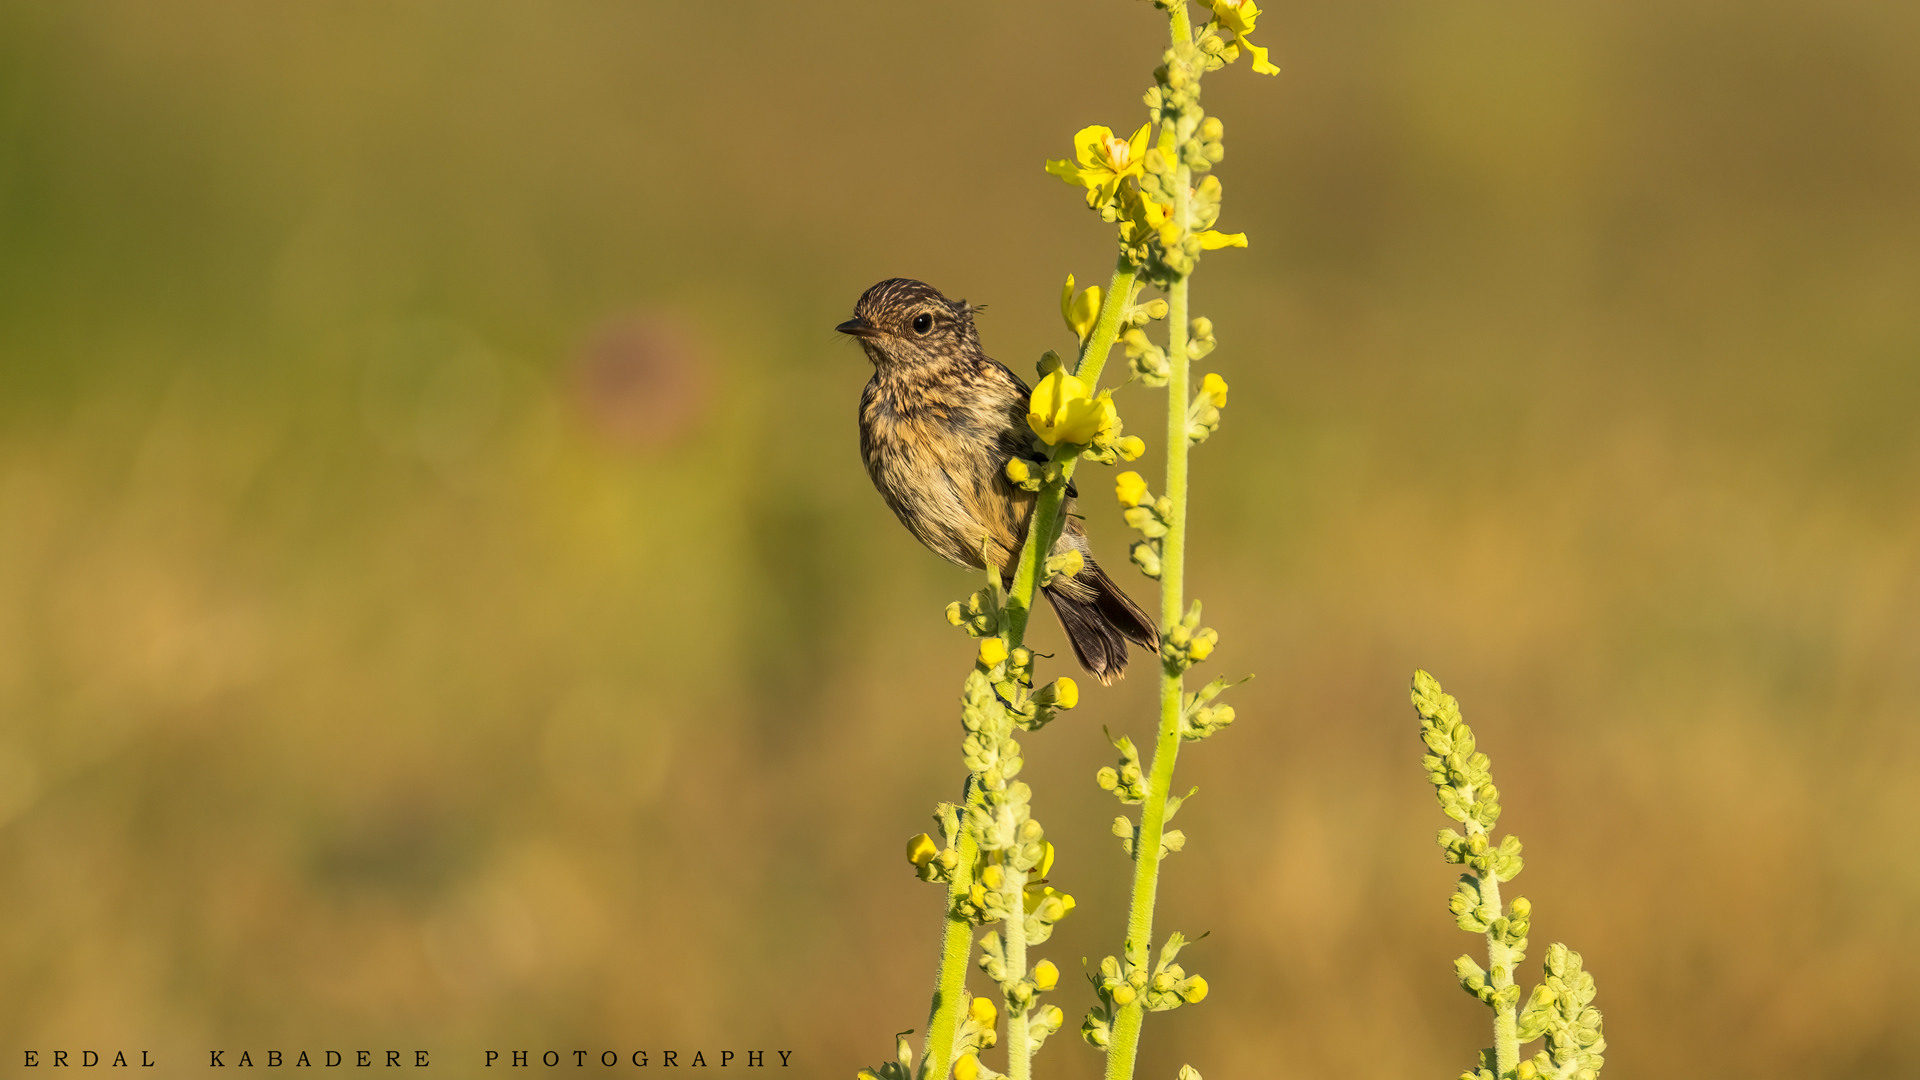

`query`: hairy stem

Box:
[918,781,982,1080]
[1003,865,1033,1080]
[1102,270,1188,1080]
[1106,11,1198,1080]
[1474,842,1519,1076]
[920,269,1138,1080]
[1078,259,1138,385]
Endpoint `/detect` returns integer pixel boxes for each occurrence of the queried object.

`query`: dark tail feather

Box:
[1044,561,1160,685]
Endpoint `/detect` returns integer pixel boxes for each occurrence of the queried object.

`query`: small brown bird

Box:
[839,278,1158,683]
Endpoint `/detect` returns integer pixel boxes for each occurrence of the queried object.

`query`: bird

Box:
[838,277,1158,684]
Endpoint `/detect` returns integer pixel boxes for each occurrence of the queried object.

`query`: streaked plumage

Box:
[839,278,1158,684]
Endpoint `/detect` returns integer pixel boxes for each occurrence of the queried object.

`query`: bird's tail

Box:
[1044,558,1160,685]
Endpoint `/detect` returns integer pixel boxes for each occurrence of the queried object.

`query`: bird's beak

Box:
[836,317,881,340]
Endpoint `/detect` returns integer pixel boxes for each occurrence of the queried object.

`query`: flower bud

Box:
[1005,458,1032,485]
[1111,985,1137,1006]
[1116,435,1146,461]
[1179,975,1209,1003]
[969,995,998,1028]
[1051,677,1079,710]
[906,833,939,868]
[1201,372,1229,407]
[1200,117,1224,141]
[981,864,1005,890]
[1115,471,1150,507]
[979,638,1009,667]
[1033,960,1060,991]
[954,1056,980,1080]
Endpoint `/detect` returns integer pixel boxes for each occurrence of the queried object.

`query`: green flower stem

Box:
[1101,271,1188,1080]
[1471,829,1520,1076]
[918,780,983,1080]
[1106,12,1197,1080]
[1003,866,1034,1080]
[920,267,1138,1080]
[1001,267,1137,647]
[1077,260,1138,384]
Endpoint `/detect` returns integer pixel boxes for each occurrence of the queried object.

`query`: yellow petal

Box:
[1027,369,1096,445]
[1059,274,1076,325]
[1068,283,1102,343]
[1245,39,1280,76]
[1197,230,1249,250]
[954,1057,980,1080]
[1071,125,1118,170]
[1115,471,1149,507]
[1125,123,1152,171]
[1045,157,1101,191]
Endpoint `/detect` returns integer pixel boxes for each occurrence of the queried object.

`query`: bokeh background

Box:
[2,1,1916,1075]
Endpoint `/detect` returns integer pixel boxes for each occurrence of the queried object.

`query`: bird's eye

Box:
[911,313,934,336]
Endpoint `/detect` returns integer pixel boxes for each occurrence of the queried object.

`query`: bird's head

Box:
[837,278,983,373]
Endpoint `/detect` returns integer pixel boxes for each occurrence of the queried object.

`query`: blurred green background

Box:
[2,1,1916,1076]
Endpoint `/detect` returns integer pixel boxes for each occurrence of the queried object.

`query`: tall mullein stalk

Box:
[1068,5,1270,1080]
[863,4,1273,1080]
[883,276,1141,1080]
[1411,671,1609,1080]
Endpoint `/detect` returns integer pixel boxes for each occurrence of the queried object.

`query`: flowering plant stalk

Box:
[1411,671,1608,1080]
[860,5,1271,1080]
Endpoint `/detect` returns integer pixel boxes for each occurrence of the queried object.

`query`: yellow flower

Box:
[1201,373,1229,408]
[1197,230,1249,250]
[954,1057,980,1080]
[1203,0,1281,75]
[979,637,1009,667]
[1045,123,1152,207]
[1027,370,1115,446]
[1114,186,1175,245]
[1061,274,1103,344]
[1033,959,1060,991]
[906,833,939,868]
[1051,677,1078,711]
[969,996,998,1028]
[1115,471,1150,507]
[1023,884,1076,920]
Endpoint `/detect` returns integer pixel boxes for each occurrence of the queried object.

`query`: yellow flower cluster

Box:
[1203,0,1281,76]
